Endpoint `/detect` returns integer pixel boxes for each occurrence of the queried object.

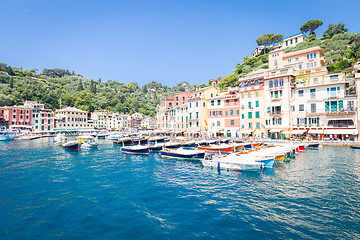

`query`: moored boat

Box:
[202,153,264,171]
[62,140,81,150]
[113,137,132,146]
[160,147,205,160]
[164,141,182,149]
[149,143,164,152]
[121,145,149,155]
[181,140,197,148]
[198,144,235,153]
[82,140,99,148]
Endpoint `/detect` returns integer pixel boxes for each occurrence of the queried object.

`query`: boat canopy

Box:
[308,129,324,134]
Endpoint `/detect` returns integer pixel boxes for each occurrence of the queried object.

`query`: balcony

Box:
[271,98,281,102]
[306,109,356,116]
[269,111,282,116]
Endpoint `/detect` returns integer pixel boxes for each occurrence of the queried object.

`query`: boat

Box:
[148,136,167,143]
[149,143,164,152]
[107,132,122,140]
[181,140,197,148]
[113,137,132,146]
[76,135,94,142]
[0,127,14,141]
[164,141,182,149]
[121,145,149,155]
[54,133,67,145]
[307,143,320,149]
[351,145,360,149]
[197,144,235,153]
[160,147,205,160]
[62,140,81,150]
[202,153,264,171]
[131,138,148,145]
[82,140,99,148]
[196,139,209,146]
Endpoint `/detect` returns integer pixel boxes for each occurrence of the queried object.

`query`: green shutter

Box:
[248,112,252,119]
[331,101,337,112]
[325,102,329,112]
[255,111,260,118]
[256,101,259,107]
[338,101,343,110]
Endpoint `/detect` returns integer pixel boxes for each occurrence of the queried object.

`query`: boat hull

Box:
[160,150,205,160]
[202,160,263,171]
[197,146,234,152]
[62,142,81,150]
[122,147,149,155]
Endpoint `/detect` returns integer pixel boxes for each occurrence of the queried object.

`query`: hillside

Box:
[0,65,196,117]
[217,32,360,89]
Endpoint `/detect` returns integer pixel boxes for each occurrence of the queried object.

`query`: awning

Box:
[291,129,307,135]
[324,129,358,135]
[241,130,253,134]
[269,129,282,133]
[308,129,324,134]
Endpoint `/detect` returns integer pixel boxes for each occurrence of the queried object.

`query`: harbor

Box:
[1,137,360,239]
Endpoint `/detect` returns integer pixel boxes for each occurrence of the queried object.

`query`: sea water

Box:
[1,138,360,239]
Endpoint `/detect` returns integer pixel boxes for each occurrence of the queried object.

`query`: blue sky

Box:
[1,0,359,86]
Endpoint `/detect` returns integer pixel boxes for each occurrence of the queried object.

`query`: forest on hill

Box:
[0,66,196,117]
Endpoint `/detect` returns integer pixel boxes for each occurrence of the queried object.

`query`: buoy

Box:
[162,157,164,160]
[235,168,238,171]
[124,155,126,158]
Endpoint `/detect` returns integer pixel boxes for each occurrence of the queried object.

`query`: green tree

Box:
[323,23,348,39]
[300,20,323,38]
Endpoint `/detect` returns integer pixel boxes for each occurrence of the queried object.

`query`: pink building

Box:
[269,46,325,71]
[207,89,240,137]
[0,106,32,128]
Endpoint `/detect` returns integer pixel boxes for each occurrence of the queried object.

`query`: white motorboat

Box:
[202,153,264,171]
[121,145,149,154]
[107,132,122,140]
[62,140,81,150]
[82,140,99,148]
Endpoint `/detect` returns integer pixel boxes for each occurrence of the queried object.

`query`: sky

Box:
[1,0,360,86]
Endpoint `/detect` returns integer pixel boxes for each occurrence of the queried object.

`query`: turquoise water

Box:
[1,138,360,239]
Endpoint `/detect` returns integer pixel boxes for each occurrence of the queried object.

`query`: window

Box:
[295,38,298,43]
[311,103,316,113]
[225,111,228,116]
[241,82,245,90]
[314,52,317,58]
[242,114,244,119]
[226,100,229,105]
[330,87,336,97]
[248,112,252,119]
[269,81,273,88]
[290,39,293,44]
[291,105,295,111]
[234,99,238,104]
[217,100,221,105]
[274,80,278,87]
[189,103,191,108]
[325,102,329,112]
[307,63,309,68]
[310,89,316,99]
[230,110,233,115]
[331,101,338,112]
[348,101,354,111]
[237,110,239,115]
[189,113,192,119]
[255,101,259,107]
[248,92,251,98]
[330,75,338,80]
[203,102,205,107]
[196,102,198,107]
[249,123,253,128]
[230,120,234,126]
[255,111,260,118]
[274,91,279,99]
[254,80,259,88]
[196,112,199,119]
[211,100,214,106]
[286,41,288,46]
[288,59,291,63]
[211,93,213,98]
[247,81,252,89]
[299,64,302,69]
[274,60,277,67]
[295,57,299,61]
[217,121,220,126]
[248,102,252,108]
[299,104,304,111]
[298,90,304,97]
[256,122,260,129]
